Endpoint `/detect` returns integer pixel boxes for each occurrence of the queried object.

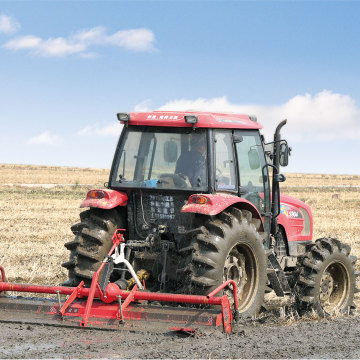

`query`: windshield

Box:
[112,127,208,190]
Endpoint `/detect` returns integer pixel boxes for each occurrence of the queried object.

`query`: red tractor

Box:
[61,111,357,318]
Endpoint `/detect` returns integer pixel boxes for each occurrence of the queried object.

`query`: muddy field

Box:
[1,316,360,358]
[1,164,360,358]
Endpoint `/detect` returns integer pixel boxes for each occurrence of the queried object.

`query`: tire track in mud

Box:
[1,316,360,358]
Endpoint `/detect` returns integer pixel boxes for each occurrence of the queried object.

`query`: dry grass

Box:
[283,172,360,187]
[0,164,359,308]
[0,164,110,285]
[0,163,108,185]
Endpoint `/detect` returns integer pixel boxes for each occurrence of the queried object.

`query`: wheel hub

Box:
[320,271,334,303]
[319,262,350,313]
[223,251,247,300]
[224,256,242,282]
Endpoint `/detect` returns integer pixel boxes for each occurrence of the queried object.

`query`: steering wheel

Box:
[173,173,191,188]
[158,173,190,188]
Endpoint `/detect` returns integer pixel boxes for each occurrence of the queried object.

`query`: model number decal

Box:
[280,204,302,219]
[149,194,175,220]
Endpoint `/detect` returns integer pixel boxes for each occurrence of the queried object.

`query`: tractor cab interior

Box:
[112,127,208,191]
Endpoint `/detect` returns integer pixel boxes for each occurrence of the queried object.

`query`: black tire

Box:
[296,237,357,316]
[62,208,124,287]
[179,207,267,318]
[274,227,288,259]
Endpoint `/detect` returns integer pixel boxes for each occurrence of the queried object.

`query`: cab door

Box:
[234,130,271,234]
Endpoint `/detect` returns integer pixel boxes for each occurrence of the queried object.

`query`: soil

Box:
[1,315,360,359]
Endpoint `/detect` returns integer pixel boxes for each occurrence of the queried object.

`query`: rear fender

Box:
[181,193,264,231]
[80,189,128,209]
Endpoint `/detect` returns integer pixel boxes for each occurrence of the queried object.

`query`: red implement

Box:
[0,229,239,334]
[0,278,237,333]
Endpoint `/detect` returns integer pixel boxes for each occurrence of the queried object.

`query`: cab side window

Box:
[235,131,270,213]
[215,131,236,191]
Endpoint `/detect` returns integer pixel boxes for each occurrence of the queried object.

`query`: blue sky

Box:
[1,1,360,174]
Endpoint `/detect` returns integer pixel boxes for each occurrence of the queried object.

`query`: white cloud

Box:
[28,131,60,145]
[72,26,106,45]
[158,91,360,142]
[106,28,155,52]
[0,14,20,34]
[77,123,122,137]
[3,26,156,57]
[134,99,152,112]
[5,35,42,49]
[76,101,152,138]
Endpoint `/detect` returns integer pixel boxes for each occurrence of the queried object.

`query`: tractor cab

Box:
[109,112,275,237]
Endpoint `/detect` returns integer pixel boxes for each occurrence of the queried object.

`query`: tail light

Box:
[190,195,210,205]
[88,190,106,200]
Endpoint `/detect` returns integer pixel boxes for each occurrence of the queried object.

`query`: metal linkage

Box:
[207,279,239,321]
[111,243,143,289]
[0,230,240,333]
[59,281,84,316]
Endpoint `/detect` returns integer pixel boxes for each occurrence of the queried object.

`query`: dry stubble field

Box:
[0,163,359,304]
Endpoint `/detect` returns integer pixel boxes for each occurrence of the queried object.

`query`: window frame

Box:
[234,129,271,232]
[213,129,238,194]
[109,125,210,192]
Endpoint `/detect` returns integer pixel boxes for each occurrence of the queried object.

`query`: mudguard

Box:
[181,193,264,230]
[80,189,128,209]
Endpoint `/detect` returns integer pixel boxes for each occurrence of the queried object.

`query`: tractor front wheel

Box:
[296,237,357,316]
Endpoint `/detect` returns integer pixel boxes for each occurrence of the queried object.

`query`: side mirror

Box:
[248,148,260,170]
[279,143,289,167]
[164,140,178,163]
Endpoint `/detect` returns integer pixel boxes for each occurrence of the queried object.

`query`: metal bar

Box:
[120,284,138,312]
[207,279,239,312]
[59,281,84,316]
[80,272,102,327]
[0,283,85,296]
[102,282,224,305]
[0,281,223,306]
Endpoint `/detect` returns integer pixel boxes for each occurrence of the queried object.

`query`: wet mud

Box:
[1,315,360,358]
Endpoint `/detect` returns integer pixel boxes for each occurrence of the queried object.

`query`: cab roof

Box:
[121,111,262,130]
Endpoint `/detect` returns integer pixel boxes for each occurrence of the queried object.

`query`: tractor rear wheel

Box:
[62,208,124,287]
[296,237,357,316]
[180,207,267,318]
